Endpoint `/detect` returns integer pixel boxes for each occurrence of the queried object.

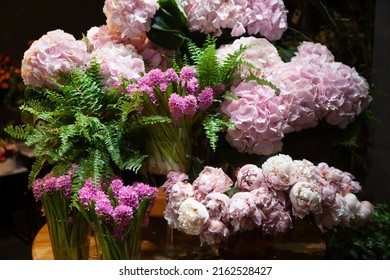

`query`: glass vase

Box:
[145,125,193,176]
[93,228,143,260]
[46,213,91,260]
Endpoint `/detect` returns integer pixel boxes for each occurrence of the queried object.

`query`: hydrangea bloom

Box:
[290,41,335,68]
[91,42,145,89]
[216,36,283,80]
[21,29,89,89]
[245,0,288,41]
[220,81,287,155]
[103,0,159,39]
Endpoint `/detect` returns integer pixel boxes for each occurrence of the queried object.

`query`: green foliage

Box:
[325,203,390,259]
[203,113,234,152]
[5,59,148,189]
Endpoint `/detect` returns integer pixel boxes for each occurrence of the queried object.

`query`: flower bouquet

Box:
[162,154,373,257]
[75,177,157,260]
[32,165,91,260]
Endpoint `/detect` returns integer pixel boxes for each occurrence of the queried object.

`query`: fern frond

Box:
[28,156,47,187]
[203,114,234,151]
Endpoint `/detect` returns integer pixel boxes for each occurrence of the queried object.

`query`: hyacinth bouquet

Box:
[75,178,157,260]
[32,166,90,260]
[162,154,373,251]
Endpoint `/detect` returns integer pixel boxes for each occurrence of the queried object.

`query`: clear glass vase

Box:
[46,214,91,260]
[93,228,143,260]
[145,125,193,175]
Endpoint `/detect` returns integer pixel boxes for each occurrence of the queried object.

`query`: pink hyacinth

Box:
[220,81,287,155]
[245,0,288,41]
[21,29,89,89]
[91,42,145,89]
[103,0,159,39]
[198,87,214,110]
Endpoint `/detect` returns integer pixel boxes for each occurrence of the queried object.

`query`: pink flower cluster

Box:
[32,164,77,201]
[126,67,214,123]
[163,154,373,247]
[103,0,160,39]
[180,0,287,40]
[78,178,157,239]
[219,38,372,155]
[21,29,90,89]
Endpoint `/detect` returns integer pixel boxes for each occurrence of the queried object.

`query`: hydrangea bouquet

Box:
[163,154,373,250]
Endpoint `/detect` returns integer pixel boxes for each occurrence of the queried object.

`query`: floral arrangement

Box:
[75,177,158,259]
[31,165,90,259]
[162,154,373,248]
[0,139,17,162]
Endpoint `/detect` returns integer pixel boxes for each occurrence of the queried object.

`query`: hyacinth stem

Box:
[42,191,90,260]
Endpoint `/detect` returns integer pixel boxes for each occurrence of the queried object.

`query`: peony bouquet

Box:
[162,154,373,249]
[75,177,158,259]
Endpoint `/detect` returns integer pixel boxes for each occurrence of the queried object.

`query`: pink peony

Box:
[228,192,264,232]
[245,0,288,41]
[319,193,351,229]
[162,171,189,198]
[261,154,297,190]
[203,192,230,222]
[220,81,287,155]
[235,164,264,191]
[90,42,145,89]
[103,0,159,39]
[199,220,229,247]
[216,36,283,81]
[261,209,292,235]
[192,166,233,200]
[289,181,323,218]
[21,29,89,89]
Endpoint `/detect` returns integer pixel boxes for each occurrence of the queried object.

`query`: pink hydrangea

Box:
[216,36,283,80]
[21,29,89,89]
[235,164,264,191]
[268,61,326,133]
[180,0,247,37]
[261,154,297,191]
[220,81,287,155]
[319,62,372,128]
[228,192,264,232]
[86,25,130,50]
[192,166,233,200]
[103,0,159,39]
[290,41,335,68]
[245,0,288,41]
[91,42,145,89]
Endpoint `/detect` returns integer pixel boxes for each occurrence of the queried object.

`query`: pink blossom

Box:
[235,164,264,191]
[318,193,351,229]
[103,0,159,39]
[86,25,131,50]
[168,93,185,122]
[182,94,198,116]
[162,171,189,198]
[261,154,297,190]
[203,192,230,222]
[319,62,372,128]
[180,0,247,37]
[261,209,292,235]
[289,182,323,218]
[199,220,229,247]
[220,81,287,155]
[192,166,233,200]
[245,0,288,41]
[317,162,362,195]
[228,192,264,232]
[216,36,283,80]
[290,41,335,68]
[197,87,214,110]
[178,198,210,235]
[293,159,323,184]
[21,29,89,89]
[268,61,326,132]
[91,42,145,89]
